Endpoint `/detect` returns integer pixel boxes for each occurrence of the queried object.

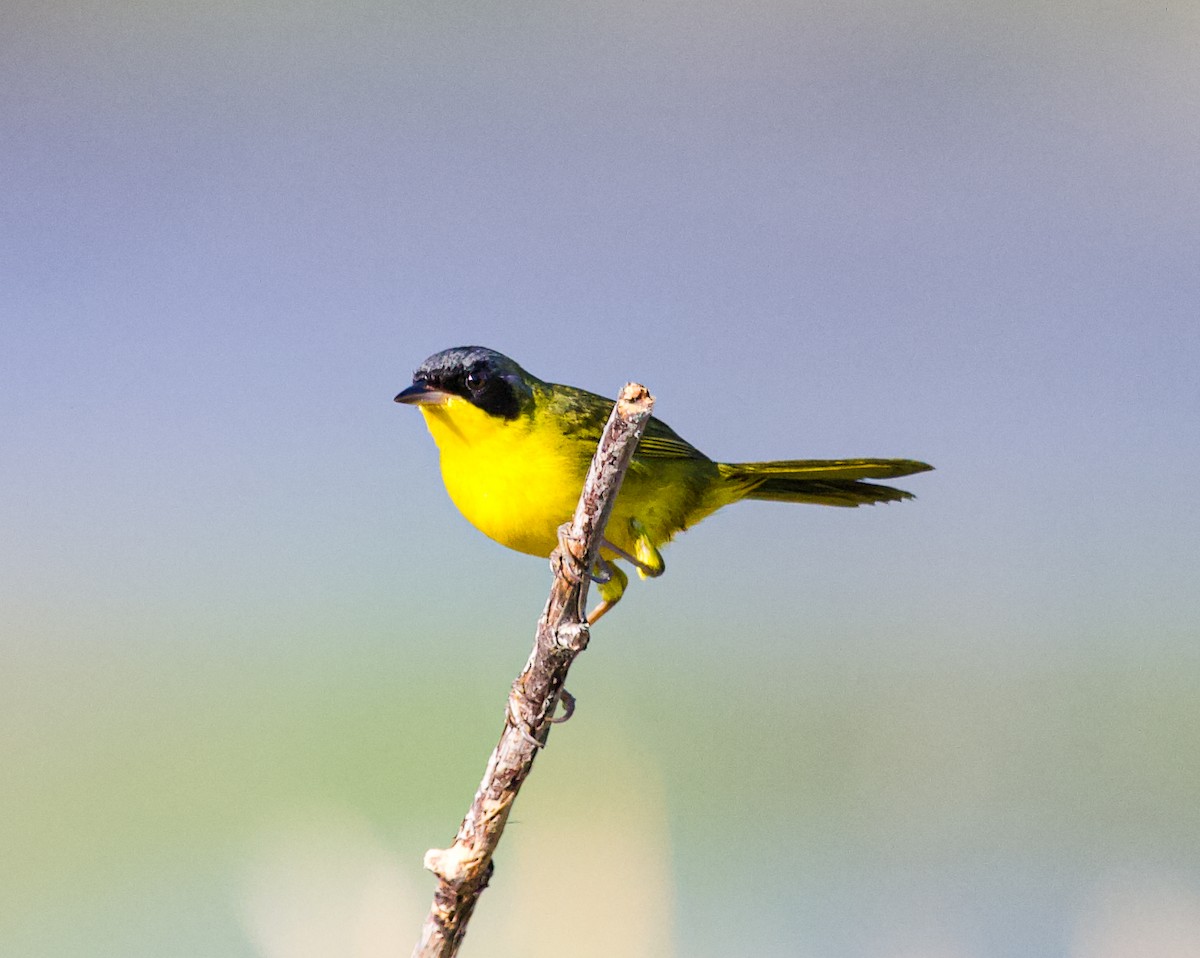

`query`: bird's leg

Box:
[588,559,613,584]
[587,558,628,624]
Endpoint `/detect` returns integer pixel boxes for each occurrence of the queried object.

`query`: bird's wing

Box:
[549,383,711,461]
[635,418,712,461]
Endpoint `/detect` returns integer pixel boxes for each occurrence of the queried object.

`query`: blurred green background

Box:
[4,1,1199,956]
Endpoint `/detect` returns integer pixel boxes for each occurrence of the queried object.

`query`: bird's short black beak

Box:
[394,381,450,405]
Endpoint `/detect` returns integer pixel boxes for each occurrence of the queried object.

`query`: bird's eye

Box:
[465,370,484,392]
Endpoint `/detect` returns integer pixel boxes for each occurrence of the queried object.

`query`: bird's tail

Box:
[717,458,933,507]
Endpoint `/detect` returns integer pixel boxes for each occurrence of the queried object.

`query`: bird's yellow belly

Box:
[421,402,586,557]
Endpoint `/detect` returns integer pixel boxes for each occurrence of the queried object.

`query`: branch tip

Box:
[617,381,653,416]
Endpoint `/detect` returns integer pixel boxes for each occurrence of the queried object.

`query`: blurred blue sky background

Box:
[3,2,1199,956]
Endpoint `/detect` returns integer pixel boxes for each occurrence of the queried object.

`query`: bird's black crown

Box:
[410,346,537,420]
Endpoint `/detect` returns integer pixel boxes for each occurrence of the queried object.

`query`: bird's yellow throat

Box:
[417,396,586,558]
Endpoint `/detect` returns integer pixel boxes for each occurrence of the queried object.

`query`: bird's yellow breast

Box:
[418,397,588,557]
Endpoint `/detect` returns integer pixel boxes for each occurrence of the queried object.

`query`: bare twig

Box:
[411,382,655,958]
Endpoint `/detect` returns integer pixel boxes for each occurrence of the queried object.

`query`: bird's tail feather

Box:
[718,458,933,508]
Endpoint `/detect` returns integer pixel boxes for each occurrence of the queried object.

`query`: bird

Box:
[395,346,932,622]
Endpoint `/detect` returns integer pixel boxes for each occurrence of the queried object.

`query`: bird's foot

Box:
[506,694,547,749]
[551,523,589,584]
[548,688,576,724]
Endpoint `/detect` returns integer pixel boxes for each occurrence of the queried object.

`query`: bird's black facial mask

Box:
[395,346,535,421]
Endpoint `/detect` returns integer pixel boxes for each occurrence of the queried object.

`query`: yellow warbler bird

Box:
[396,346,932,621]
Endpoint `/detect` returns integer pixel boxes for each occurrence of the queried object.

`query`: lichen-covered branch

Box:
[411,382,655,958]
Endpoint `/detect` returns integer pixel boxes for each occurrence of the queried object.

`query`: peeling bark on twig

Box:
[411,382,655,958]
